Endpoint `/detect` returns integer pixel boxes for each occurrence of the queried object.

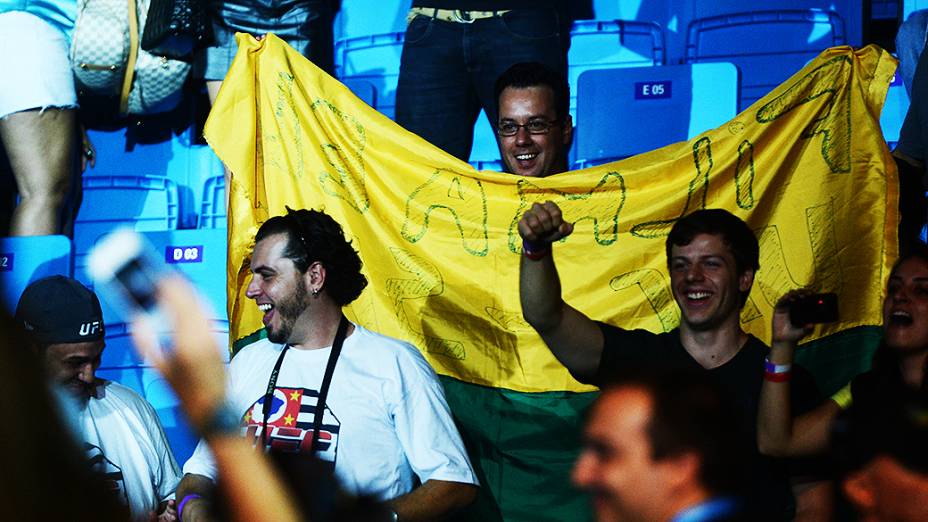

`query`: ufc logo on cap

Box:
[79,321,102,336]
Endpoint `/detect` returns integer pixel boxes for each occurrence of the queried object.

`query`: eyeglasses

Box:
[496,119,560,137]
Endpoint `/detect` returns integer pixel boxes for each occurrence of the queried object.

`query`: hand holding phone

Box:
[789,292,839,327]
[87,228,174,350]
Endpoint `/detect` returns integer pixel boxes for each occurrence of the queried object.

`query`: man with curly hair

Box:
[178,208,477,522]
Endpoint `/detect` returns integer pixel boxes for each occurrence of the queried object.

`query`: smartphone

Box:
[789,292,839,327]
[87,228,172,335]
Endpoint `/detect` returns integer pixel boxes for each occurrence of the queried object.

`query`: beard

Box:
[267,281,310,344]
[65,379,96,403]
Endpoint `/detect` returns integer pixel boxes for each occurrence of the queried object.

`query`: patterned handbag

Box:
[71,0,192,115]
[125,0,192,114]
[141,0,214,59]
[71,0,129,96]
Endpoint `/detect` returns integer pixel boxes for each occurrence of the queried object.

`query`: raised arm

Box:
[518,201,604,382]
[132,277,302,522]
[758,291,841,457]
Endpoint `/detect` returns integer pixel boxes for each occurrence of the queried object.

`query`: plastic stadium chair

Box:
[342,77,377,108]
[685,9,846,111]
[568,20,666,114]
[882,73,910,147]
[905,0,928,19]
[84,126,223,229]
[74,175,180,283]
[199,175,226,229]
[139,228,228,326]
[97,229,228,378]
[95,227,230,462]
[334,31,405,119]
[574,63,739,167]
[0,235,72,314]
[468,111,501,169]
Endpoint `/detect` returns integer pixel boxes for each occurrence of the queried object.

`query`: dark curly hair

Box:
[254,208,368,306]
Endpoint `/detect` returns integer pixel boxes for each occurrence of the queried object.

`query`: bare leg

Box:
[0,108,76,236]
[206,80,232,211]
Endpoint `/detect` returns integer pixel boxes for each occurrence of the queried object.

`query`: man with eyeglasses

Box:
[177,208,478,522]
[494,62,573,178]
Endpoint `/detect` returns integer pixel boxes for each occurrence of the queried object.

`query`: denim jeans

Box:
[895,11,928,249]
[395,8,565,161]
[197,0,334,80]
[897,11,928,162]
[896,10,928,98]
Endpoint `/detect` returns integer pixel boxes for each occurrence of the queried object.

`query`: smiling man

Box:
[494,62,572,178]
[177,208,477,522]
[573,369,746,522]
[15,275,180,522]
[517,204,822,518]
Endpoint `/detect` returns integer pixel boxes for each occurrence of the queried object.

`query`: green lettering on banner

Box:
[402,170,490,257]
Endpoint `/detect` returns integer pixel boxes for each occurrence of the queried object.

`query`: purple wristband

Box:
[522,239,551,260]
[178,494,203,521]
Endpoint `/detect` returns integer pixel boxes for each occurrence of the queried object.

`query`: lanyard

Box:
[260,315,350,455]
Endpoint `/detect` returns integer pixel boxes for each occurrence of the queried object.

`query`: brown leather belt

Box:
[408,7,511,24]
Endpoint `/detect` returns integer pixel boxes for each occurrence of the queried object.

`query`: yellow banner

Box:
[207,33,898,394]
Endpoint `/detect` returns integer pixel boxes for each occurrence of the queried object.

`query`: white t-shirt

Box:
[80,380,181,522]
[184,325,477,499]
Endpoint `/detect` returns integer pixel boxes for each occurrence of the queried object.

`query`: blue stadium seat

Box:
[469,159,505,172]
[342,77,377,108]
[85,126,222,229]
[0,235,72,314]
[685,9,846,111]
[95,228,230,462]
[85,129,176,179]
[74,175,180,286]
[882,73,910,147]
[199,175,226,229]
[97,227,228,373]
[468,111,501,169]
[139,229,228,326]
[568,20,666,115]
[90,228,228,343]
[574,63,739,167]
[334,31,405,119]
[905,1,928,19]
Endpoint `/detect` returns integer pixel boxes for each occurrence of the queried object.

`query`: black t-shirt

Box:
[848,360,910,414]
[590,323,822,520]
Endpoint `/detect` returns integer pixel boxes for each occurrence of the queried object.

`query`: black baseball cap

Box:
[15,276,105,344]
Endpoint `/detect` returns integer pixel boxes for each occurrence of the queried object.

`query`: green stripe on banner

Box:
[233,324,880,522]
[794,325,882,396]
[439,375,597,522]
[439,325,882,522]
